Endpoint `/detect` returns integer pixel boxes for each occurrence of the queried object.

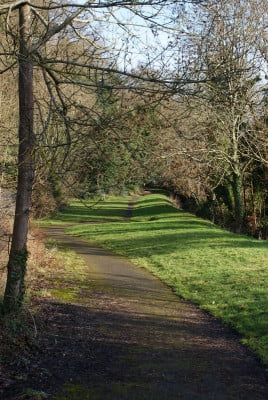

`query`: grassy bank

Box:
[45,194,268,366]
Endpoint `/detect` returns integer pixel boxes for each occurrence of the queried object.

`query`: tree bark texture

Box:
[232,171,244,234]
[3,4,34,313]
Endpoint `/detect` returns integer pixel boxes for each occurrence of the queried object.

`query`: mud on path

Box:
[4,226,268,399]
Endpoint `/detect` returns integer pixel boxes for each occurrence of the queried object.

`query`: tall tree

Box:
[198,0,265,232]
[3,4,34,312]
[160,0,266,232]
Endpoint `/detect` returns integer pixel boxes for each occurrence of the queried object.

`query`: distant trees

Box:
[72,88,163,197]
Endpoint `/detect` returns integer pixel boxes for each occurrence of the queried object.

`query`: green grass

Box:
[45,194,268,366]
[36,196,131,226]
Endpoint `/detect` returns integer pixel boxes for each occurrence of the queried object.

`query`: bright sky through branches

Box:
[71,1,198,72]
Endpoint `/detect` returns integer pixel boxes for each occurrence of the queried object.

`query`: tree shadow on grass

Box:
[45,199,135,224]
[68,220,268,252]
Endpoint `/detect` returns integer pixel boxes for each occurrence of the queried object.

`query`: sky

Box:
[71,1,195,72]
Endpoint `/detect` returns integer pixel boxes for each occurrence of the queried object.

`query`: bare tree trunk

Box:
[3,4,34,313]
[232,170,244,234]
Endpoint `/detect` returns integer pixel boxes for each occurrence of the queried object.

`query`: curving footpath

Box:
[5,224,268,399]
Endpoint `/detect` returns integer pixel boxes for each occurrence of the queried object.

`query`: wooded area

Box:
[0,0,268,312]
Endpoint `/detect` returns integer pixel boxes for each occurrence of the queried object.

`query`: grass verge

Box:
[0,228,88,387]
[49,193,268,367]
[27,234,91,303]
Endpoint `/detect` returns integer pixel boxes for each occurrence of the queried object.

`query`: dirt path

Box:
[124,195,140,218]
[4,226,268,399]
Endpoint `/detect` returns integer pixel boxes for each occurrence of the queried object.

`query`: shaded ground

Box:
[3,225,268,399]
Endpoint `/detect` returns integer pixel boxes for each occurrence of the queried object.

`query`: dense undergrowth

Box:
[45,193,268,367]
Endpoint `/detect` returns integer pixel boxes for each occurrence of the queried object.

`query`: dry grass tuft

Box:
[0,224,61,383]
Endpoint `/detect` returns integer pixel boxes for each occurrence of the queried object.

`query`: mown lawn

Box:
[37,196,131,225]
[46,194,268,366]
